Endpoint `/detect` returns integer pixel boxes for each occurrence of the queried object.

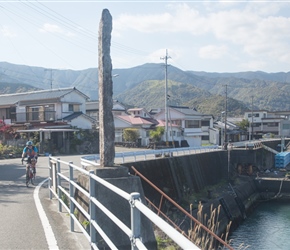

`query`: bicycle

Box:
[22,157,36,187]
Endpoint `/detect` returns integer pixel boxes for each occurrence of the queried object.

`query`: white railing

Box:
[48,156,200,250]
[83,145,220,165]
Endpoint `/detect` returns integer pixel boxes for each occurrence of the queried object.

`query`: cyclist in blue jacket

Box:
[22,140,38,175]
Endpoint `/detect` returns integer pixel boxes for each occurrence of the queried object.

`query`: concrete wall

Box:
[121,147,279,240]
[75,167,157,250]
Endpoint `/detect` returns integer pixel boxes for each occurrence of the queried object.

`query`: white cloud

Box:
[199,45,228,59]
[39,23,75,37]
[114,3,208,35]
[1,26,16,37]
[39,23,63,33]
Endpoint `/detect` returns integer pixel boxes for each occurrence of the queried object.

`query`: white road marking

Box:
[34,178,59,250]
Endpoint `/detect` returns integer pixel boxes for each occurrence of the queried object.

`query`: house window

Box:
[69,104,80,112]
[27,106,43,121]
[45,104,55,121]
[174,120,181,126]
[248,113,260,118]
[266,122,278,127]
[283,124,290,129]
[185,120,200,128]
[202,135,209,140]
[170,131,176,136]
[201,120,210,126]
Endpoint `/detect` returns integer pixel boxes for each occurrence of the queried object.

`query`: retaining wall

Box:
[122,147,278,239]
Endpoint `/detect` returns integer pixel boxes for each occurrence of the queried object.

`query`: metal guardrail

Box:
[48,156,200,250]
[83,145,220,164]
[131,166,234,250]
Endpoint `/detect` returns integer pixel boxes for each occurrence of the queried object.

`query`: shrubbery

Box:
[0,144,23,158]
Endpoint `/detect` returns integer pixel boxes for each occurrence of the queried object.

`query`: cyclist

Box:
[22,141,38,177]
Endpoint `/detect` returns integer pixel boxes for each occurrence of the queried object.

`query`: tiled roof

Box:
[62,111,95,122]
[117,115,157,125]
[156,119,180,128]
[170,106,201,115]
[0,87,88,106]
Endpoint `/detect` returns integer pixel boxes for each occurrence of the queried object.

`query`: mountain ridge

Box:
[1,61,289,117]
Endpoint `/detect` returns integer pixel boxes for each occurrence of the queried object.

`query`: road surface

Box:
[0,155,90,250]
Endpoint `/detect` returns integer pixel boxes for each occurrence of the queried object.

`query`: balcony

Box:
[11,111,56,123]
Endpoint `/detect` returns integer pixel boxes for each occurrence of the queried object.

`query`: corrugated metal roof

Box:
[0,87,88,106]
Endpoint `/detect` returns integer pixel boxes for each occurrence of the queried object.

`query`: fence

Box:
[83,145,220,164]
[48,156,199,250]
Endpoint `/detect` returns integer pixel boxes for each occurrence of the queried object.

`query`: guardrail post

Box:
[52,161,57,195]
[69,161,75,232]
[130,192,141,250]
[89,170,97,247]
[122,153,125,164]
[57,158,62,212]
[48,156,52,200]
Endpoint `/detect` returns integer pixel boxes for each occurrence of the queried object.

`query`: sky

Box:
[1,1,290,73]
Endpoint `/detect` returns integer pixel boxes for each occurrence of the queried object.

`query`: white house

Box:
[0,87,92,153]
[114,108,158,146]
[153,106,214,147]
[244,110,290,138]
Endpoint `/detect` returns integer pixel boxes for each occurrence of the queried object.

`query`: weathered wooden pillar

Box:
[98,9,115,167]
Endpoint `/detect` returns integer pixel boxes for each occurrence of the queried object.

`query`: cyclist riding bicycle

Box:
[22,141,38,176]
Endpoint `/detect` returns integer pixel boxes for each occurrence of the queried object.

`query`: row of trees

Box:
[123,127,165,145]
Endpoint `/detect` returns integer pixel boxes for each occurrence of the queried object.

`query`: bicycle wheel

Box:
[29,170,34,185]
[26,173,29,187]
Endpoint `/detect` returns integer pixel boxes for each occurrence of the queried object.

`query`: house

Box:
[153,106,215,147]
[244,110,290,138]
[0,87,92,153]
[114,108,158,146]
[0,87,90,126]
[85,100,128,124]
[214,117,247,145]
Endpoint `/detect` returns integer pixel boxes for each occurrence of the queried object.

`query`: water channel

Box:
[229,200,290,250]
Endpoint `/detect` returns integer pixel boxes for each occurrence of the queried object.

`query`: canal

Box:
[230,200,290,249]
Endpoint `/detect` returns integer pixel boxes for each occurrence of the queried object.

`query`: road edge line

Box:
[34,178,59,250]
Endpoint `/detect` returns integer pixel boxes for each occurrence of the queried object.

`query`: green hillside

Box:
[1,61,290,118]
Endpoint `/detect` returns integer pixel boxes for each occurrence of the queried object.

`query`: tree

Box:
[123,128,140,143]
[149,127,164,143]
[236,119,249,131]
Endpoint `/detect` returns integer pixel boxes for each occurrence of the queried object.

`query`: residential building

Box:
[153,106,215,147]
[0,87,93,153]
[85,100,127,124]
[244,110,290,138]
[214,117,247,145]
[114,108,158,146]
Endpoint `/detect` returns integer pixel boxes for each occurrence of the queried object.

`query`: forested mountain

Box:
[0,61,289,118]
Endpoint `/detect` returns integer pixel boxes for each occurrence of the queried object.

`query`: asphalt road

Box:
[0,155,90,250]
[0,147,156,250]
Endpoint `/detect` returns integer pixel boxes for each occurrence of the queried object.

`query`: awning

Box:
[184,132,208,136]
[17,128,79,133]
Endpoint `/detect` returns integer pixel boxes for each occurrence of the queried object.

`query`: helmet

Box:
[26,141,33,146]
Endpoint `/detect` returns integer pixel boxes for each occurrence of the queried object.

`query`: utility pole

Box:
[45,69,53,89]
[161,49,171,146]
[251,95,254,141]
[224,84,228,146]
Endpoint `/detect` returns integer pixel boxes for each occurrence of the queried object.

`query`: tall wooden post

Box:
[98,9,115,167]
